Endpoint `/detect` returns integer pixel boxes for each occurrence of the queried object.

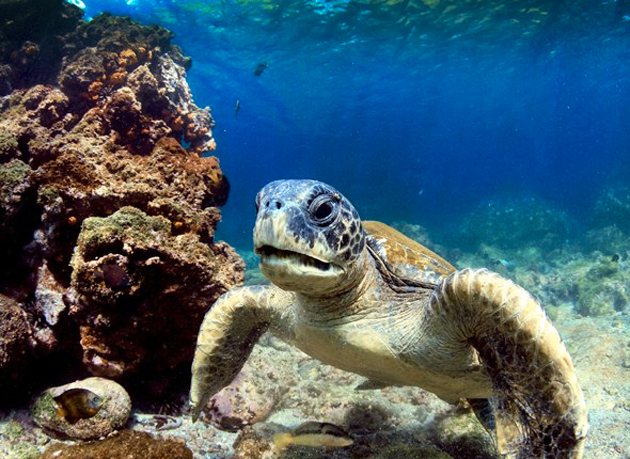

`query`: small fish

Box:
[272,421,353,451]
[253,62,267,76]
[235,99,240,120]
[53,388,103,424]
[154,414,183,431]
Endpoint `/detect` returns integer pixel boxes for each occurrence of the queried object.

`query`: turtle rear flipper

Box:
[431,269,587,459]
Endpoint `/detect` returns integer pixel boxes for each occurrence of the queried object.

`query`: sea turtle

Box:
[190,179,587,459]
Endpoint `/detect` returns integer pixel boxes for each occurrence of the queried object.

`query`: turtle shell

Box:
[363,220,454,285]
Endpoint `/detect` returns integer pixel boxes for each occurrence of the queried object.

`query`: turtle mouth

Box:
[256,245,333,272]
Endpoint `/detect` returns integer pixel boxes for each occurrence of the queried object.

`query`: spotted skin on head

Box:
[254,180,364,265]
[253,180,367,295]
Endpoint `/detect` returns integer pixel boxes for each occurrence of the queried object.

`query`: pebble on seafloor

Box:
[203,369,276,432]
[30,377,132,440]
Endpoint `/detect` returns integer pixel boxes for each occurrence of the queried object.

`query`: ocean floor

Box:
[1,226,629,459]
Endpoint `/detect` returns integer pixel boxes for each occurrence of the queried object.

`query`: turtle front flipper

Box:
[190,285,286,421]
[431,268,587,459]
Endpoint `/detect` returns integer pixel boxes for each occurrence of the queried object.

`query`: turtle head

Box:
[254,179,366,296]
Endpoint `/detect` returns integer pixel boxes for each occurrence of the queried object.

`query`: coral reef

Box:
[0,0,243,401]
[582,225,629,256]
[34,430,193,459]
[464,244,630,318]
[31,377,131,440]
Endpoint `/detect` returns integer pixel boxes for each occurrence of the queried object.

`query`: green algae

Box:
[29,392,57,423]
[0,131,19,158]
[0,419,40,459]
[75,206,172,260]
[0,160,29,204]
[576,255,629,316]
[7,442,39,459]
[4,420,25,438]
[35,185,62,207]
[81,206,171,240]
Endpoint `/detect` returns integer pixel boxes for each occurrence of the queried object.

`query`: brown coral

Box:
[108,70,128,86]
[119,49,138,68]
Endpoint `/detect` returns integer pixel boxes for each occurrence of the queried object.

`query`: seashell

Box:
[31,377,131,440]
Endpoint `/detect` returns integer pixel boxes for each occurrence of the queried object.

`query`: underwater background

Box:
[1,0,630,458]
[78,0,630,251]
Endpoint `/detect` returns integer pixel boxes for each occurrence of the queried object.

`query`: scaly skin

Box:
[190,286,292,421]
[429,269,587,459]
[190,180,587,459]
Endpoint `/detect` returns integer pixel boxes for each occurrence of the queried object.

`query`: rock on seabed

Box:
[31,377,131,440]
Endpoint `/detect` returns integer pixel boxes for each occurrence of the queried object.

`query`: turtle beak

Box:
[255,245,333,272]
[253,212,344,292]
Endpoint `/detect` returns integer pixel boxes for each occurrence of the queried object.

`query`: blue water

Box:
[74,0,630,250]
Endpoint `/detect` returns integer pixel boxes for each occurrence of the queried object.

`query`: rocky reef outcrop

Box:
[456,196,572,251]
[0,0,244,402]
[592,183,630,233]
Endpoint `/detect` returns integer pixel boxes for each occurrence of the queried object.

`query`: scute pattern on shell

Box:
[363,220,455,285]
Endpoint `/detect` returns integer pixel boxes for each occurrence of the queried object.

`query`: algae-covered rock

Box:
[0,0,82,93]
[583,225,628,256]
[0,159,38,295]
[68,206,243,379]
[31,377,131,440]
[575,255,629,316]
[429,410,498,459]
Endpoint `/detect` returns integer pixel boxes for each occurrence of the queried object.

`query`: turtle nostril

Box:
[266,199,282,210]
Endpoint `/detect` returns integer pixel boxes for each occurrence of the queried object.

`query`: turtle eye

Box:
[309,194,338,226]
